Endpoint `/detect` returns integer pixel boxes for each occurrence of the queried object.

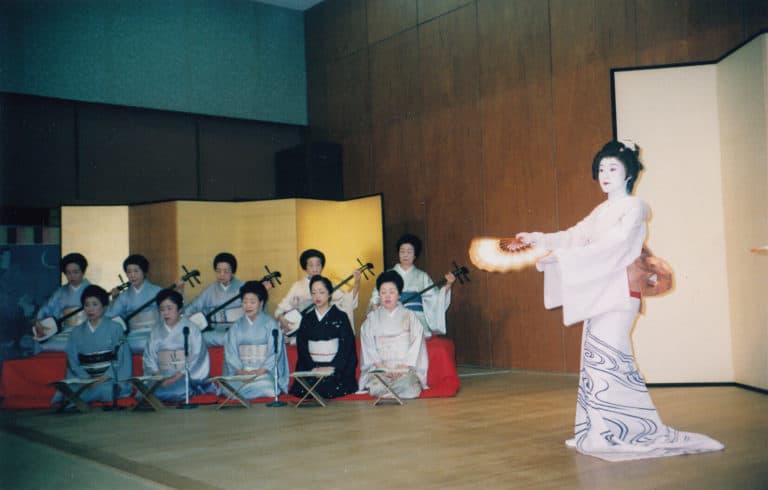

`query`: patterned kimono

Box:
[142,318,213,402]
[368,264,450,337]
[184,278,245,347]
[274,276,359,338]
[290,305,358,399]
[106,281,163,353]
[535,195,724,461]
[35,279,91,352]
[359,305,428,399]
[222,312,288,399]
[55,317,132,403]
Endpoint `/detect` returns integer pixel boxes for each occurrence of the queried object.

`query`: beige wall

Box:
[615,65,734,383]
[61,206,130,290]
[717,35,768,390]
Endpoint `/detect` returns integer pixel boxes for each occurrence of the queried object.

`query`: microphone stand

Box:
[103,336,127,411]
[266,328,286,407]
[177,326,198,409]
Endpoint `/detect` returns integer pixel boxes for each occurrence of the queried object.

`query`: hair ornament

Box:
[620,139,638,153]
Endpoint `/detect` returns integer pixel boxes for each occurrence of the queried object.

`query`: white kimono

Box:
[368,264,451,337]
[534,195,723,461]
[274,276,359,334]
[359,305,428,399]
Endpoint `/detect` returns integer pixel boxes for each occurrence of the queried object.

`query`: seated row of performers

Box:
[34,234,455,354]
[60,268,442,404]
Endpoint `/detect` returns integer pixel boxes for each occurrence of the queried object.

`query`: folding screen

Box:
[62,195,384,331]
[613,33,767,389]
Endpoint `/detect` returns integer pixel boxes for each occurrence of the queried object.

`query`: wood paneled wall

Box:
[305,0,768,369]
[0,93,305,208]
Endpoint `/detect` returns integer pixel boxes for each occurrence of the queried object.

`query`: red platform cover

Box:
[0,338,460,409]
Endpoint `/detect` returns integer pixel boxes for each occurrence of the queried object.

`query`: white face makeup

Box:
[598,157,628,197]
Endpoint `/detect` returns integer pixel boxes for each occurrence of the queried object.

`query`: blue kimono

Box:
[142,317,214,402]
[222,312,289,399]
[54,317,132,404]
[106,281,163,353]
[183,278,244,347]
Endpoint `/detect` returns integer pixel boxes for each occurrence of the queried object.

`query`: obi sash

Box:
[308,338,339,364]
[239,344,267,370]
[400,291,423,313]
[129,310,161,332]
[158,349,185,374]
[78,349,115,378]
[62,307,87,329]
[375,331,411,366]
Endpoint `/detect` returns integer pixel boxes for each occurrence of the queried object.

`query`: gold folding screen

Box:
[62,195,384,329]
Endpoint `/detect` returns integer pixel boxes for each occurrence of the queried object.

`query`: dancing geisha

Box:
[470,140,723,462]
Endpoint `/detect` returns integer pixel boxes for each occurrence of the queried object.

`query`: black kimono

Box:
[290,304,358,399]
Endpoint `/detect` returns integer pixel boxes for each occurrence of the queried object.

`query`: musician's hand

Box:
[174,279,186,293]
[353,269,362,289]
[33,320,45,338]
[444,272,456,289]
[262,280,273,290]
[278,315,292,334]
[110,287,121,299]
[371,303,380,311]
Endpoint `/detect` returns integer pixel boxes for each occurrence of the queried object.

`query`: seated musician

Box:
[183,252,244,347]
[274,249,361,341]
[289,275,358,399]
[142,289,214,402]
[106,254,162,353]
[55,285,132,404]
[368,234,455,337]
[359,270,428,399]
[222,281,288,399]
[33,253,91,352]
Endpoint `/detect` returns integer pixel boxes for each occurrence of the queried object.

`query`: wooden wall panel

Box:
[78,104,197,204]
[478,0,562,369]
[302,0,768,370]
[550,0,638,370]
[326,51,370,136]
[419,4,488,365]
[367,0,417,45]
[197,118,303,201]
[744,0,768,38]
[128,202,179,288]
[636,0,744,65]
[370,29,423,261]
[325,0,369,60]
[418,0,473,24]
[0,94,77,208]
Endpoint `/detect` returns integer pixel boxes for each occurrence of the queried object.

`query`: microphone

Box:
[272,328,279,354]
[183,326,190,357]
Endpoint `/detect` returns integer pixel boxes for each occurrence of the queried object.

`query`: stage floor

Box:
[1,369,766,489]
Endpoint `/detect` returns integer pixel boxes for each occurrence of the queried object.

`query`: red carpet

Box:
[0,338,459,409]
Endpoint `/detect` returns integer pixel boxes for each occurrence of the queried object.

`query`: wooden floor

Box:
[1,369,766,489]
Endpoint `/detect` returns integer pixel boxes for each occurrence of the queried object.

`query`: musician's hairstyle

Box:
[300,249,326,270]
[376,270,404,295]
[80,285,109,307]
[309,275,333,296]
[240,280,268,303]
[591,140,644,193]
[61,253,88,274]
[123,254,149,274]
[155,288,183,309]
[396,234,422,259]
[213,252,237,274]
